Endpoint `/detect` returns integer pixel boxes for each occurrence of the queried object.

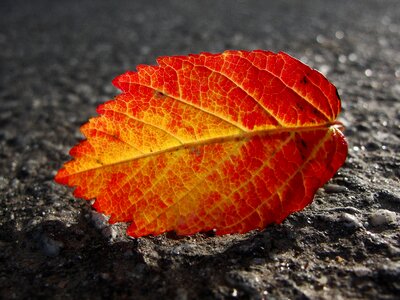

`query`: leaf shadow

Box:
[150,223,305,299]
[2,214,308,299]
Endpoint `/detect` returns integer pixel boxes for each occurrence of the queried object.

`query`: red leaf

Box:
[55,50,348,237]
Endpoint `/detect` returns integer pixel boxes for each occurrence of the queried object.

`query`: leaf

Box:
[55,50,348,237]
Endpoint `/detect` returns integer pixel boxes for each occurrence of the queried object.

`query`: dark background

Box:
[1,0,399,299]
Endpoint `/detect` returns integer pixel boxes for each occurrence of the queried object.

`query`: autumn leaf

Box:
[55,50,348,237]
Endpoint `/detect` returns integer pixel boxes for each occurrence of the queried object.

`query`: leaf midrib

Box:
[63,123,339,177]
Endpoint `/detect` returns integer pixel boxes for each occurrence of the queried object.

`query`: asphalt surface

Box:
[1,0,399,299]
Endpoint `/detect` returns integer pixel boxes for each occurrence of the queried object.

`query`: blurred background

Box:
[1,0,399,299]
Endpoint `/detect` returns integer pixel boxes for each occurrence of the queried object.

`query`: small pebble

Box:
[101,226,118,240]
[369,209,397,226]
[0,176,9,190]
[335,30,345,39]
[39,234,64,257]
[353,266,371,277]
[317,275,328,285]
[175,287,189,300]
[91,211,109,229]
[339,212,363,228]
[388,245,400,257]
[100,273,111,280]
[338,54,347,63]
[328,206,361,214]
[391,84,400,101]
[348,53,358,62]
[335,256,345,263]
[171,243,196,255]
[319,64,331,75]
[76,83,93,96]
[231,289,238,297]
[324,184,348,193]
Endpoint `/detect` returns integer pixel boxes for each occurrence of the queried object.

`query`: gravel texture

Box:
[1,0,399,299]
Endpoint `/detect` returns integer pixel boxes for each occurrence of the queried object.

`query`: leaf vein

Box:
[222,129,332,231]
[184,133,295,232]
[121,80,247,133]
[184,59,284,127]
[238,53,331,122]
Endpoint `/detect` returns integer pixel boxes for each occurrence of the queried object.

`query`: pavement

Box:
[1,0,399,299]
